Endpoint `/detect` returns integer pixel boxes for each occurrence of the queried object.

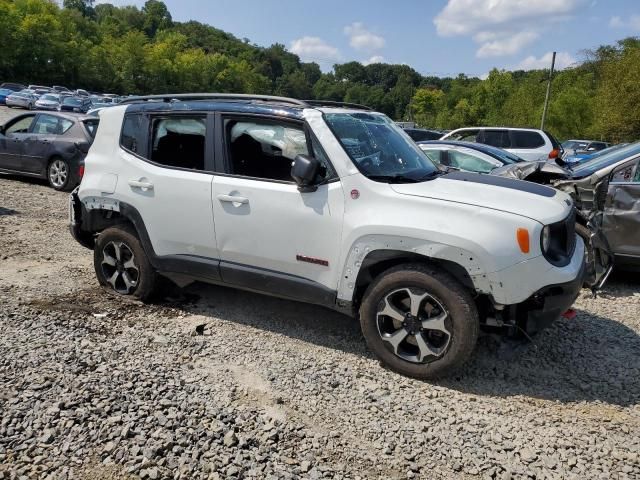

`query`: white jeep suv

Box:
[70,94,585,379]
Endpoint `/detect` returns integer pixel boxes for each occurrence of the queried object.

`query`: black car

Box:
[0,112,98,190]
[60,96,92,113]
[404,128,443,141]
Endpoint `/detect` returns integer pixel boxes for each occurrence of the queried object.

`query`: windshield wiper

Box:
[366,174,421,183]
[417,170,446,181]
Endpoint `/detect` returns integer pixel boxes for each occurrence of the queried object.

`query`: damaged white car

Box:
[70,94,585,379]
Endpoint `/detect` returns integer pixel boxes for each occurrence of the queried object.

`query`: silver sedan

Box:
[6,91,38,110]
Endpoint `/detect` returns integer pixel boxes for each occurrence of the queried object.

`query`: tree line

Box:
[1,0,639,142]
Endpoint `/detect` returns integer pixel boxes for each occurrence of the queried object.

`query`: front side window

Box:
[32,114,73,135]
[5,116,35,134]
[225,119,308,181]
[150,116,206,170]
[324,112,438,182]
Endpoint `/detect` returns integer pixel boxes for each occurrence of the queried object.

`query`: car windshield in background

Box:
[40,94,59,101]
[63,97,82,105]
[571,142,640,177]
[562,140,588,150]
[324,112,439,183]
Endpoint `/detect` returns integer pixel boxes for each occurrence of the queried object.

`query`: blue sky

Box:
[98,0,640,76]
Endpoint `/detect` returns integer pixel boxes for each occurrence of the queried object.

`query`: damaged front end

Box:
[493,161,614,291]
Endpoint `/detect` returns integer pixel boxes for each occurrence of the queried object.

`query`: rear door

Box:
[115,111,220,272]
[0,114,36,171]
[602,158,640,259]
[20,114,72,174]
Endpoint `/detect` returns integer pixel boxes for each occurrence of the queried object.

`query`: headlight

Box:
[541,225,551,253]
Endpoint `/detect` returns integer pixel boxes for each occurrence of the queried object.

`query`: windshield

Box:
[324,112,438,182]
[64,97,81,105]
[41,94,59,101]
[572,142,640,177]
[562,140,588,150]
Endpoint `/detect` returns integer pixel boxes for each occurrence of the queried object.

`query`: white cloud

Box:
[476,31,539,58]
[514,51,577,70]
[344,22,385,52]
[609,15,640,31]
[363,55,385,65]
[434,0,585,57]
[289,36,341,63]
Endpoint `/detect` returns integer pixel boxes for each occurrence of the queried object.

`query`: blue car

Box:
[563,143,628,166]
[0,88,13,105]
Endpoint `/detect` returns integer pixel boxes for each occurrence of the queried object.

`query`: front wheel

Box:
[94,225,161,302]
[359,264,479,379]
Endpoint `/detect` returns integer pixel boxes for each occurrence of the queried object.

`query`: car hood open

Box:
[390,171,572,224]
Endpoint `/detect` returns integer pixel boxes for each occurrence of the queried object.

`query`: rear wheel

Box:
[94,225,161,302]
[47,158,71,191]
[359,263,479,379]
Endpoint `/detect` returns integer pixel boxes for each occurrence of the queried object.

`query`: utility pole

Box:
[540,51,556,131]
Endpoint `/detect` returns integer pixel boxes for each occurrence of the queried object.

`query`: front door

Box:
[212,115,344,303]
[0,114,36,171]
[603,158,640,259]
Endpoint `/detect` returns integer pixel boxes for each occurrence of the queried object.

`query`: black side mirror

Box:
[291,154,320,192]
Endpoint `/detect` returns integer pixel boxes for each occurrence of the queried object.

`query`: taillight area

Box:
[548,148,560,159]
[78,165,85,178]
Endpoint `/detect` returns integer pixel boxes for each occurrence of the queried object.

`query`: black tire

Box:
[47,157,73,191]
[94,225,161,302]
[359,263,479,380]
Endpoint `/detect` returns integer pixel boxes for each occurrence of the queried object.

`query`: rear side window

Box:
[120,114,146,155]
[481,130,511,148]
[83,119,99,138]
[150,116,206,170]
[510,130,545,149]
[32,114,73,135]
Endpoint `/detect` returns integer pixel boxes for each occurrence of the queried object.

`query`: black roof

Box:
[119,93,372,119]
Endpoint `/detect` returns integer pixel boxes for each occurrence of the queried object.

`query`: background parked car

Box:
[562,143,627,166]
[0,111,99,190]
[417,140,524,173]
[60,96,92,113]
[35,93,61,111]
[441,127,563,162]
[0,88,14,105]
[404,128,443,142]
[6,91,38,109]
[561,139,610,158]
[28,84,52,93]
[0,82,26,92]
[52,85,71,93]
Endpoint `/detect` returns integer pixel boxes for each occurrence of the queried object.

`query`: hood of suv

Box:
[390,171,572,224]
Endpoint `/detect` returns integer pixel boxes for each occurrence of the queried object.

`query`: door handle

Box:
[128,179,154,190]
[217,194,249,204]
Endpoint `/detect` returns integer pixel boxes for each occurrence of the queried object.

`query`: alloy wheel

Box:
[376,287,451,363]
[48,160,68,189]
[100,241,139,294]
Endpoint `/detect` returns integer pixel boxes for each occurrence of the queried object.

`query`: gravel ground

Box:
[0,105,639,480]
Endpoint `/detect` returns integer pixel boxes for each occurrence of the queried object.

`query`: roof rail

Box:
[303,99,372,111]
[118,93,308,107]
